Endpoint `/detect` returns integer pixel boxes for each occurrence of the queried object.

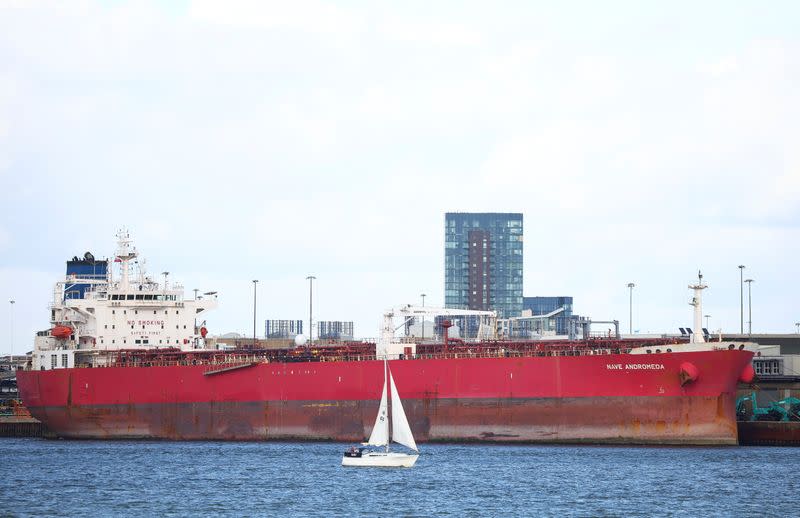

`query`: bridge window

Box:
[51,355,57,369]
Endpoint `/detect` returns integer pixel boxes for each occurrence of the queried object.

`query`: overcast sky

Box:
[1,1,799,352]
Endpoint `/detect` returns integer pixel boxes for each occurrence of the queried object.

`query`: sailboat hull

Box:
[341,452,419,468]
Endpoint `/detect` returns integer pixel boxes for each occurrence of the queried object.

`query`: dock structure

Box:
[0,417,45,438]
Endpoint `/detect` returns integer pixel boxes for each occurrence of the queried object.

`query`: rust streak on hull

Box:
[28,394,739,445]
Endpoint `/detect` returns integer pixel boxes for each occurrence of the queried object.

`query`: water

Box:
[1,439,796,517]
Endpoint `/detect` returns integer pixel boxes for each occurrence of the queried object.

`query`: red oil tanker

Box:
[16,232,756,444]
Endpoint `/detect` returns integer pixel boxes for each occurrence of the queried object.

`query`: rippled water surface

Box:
[1,439,796,517]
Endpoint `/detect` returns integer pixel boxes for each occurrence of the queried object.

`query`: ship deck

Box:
[67,337,691,369]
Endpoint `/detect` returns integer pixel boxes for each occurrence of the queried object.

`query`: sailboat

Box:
[342,360,419,467]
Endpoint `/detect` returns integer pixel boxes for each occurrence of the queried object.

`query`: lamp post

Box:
[796,322,800,334]
[744,279,754,335]
[193,288,199,300]
[738,265,745,333]
[9,299,14,363]
[627,283,635,334]
[420,293,426,341]
[252,280,258,346]
[704,314,711,330]
[306,275,316,344]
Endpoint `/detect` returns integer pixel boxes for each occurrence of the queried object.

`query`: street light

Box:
[421,293,426,341]
[744,279,754,335]
[738,265,745,334]
[252,280,258,346]
[796,322,800,334]
[704,314,711,330]
[306,276,316,344]
[627,283,635,334]
[9,299,14,363]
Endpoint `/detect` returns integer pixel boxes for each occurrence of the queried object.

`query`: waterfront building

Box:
[318,321,354,340]
[264,319,303,339]
[444,212,523,319]
[523,296,574,335]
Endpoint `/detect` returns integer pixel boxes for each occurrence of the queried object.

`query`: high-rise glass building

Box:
[445,212,523,319]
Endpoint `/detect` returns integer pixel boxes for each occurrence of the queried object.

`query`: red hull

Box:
[17,349,753,444]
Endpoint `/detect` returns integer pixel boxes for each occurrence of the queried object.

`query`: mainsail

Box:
[366,375,389,446]
[389,371,418,452]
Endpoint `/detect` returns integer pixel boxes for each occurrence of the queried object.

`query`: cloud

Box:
[1,1,799,342]
[188,0,365,37]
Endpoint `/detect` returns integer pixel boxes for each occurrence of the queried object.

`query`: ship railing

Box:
[95,344,648,369]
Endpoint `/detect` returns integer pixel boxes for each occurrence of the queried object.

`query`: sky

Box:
[1,1,799,353]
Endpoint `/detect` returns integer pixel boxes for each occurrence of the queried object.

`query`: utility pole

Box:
[627,283,635,334]
[744,279,754,335]
[738,265,745,333]
[306,276,316,344]
[252,280,258,346]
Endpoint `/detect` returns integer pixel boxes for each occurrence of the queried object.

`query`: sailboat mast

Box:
[384,359,390,453]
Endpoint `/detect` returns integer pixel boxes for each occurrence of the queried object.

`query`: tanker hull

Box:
[17,350,753,445]
[28,395,738,445]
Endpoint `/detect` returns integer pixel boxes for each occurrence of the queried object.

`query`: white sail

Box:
[389,371,418,452]
[366,376,389,446]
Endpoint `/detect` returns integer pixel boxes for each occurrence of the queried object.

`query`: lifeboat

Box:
[51,325,73,340]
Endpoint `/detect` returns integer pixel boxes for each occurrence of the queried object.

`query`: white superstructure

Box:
[32,230,217,370]
[378,305,497,358]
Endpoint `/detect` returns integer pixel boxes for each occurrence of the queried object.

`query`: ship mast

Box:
[688,271,707,344]
[115,228,137,292]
